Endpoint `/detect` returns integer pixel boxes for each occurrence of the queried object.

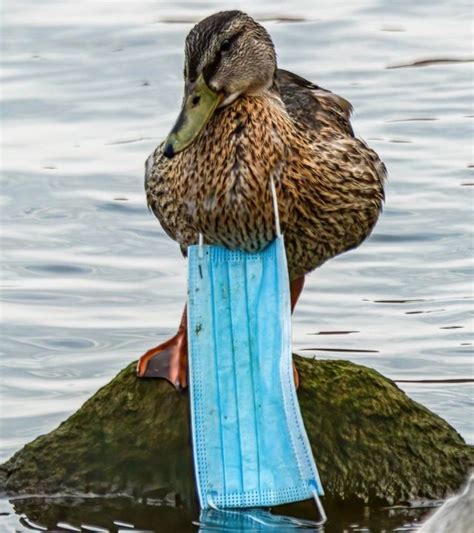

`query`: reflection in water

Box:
[1,496,196,532]
[0,496,432,532]
[196,508,322,531]
[308,331,359,335]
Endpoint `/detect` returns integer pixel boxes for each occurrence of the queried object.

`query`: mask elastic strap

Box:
[198,232,204,259]
[311,484,327,526]
[206,494,297,528]
[206,492,219,510]
[270,176,282,237]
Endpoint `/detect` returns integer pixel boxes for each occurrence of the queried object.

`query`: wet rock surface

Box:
[1,357,472,505]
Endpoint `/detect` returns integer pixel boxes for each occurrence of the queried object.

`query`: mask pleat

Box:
[258,243,300,494]
[240,257,264,497]
[218,258,245,497]
[188,248,224,499]
[208,257,234,497]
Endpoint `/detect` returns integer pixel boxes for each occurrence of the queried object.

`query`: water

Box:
[0,495,433,532]
[1,0,473,530]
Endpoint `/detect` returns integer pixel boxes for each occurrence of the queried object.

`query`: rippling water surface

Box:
[1,0,473,531]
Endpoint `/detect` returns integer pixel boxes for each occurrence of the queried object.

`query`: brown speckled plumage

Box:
[145,11,386,280]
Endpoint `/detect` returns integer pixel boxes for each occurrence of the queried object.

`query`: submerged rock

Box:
[0,357,471,505]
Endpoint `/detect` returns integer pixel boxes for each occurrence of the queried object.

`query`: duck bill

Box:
[162,75,223,158]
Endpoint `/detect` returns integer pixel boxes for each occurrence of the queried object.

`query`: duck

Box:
[136,10,386,389]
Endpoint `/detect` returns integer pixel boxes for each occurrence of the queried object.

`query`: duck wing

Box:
[277,68,354,137]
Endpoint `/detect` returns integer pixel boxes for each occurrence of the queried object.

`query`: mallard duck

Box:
[137,10,386,388]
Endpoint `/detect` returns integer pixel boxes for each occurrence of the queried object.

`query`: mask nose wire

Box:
[270,176,282,237]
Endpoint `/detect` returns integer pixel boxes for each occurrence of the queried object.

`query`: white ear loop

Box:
[312,486,328,526]
[198,232,204,259]
[206,492,218,510]
[270,176,282,237]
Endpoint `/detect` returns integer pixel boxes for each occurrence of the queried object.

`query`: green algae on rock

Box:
[1,357,472,505]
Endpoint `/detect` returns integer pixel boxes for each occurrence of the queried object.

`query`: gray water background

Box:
[1,0,473,531]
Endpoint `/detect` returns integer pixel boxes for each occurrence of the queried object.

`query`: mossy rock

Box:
[1,357,472,505]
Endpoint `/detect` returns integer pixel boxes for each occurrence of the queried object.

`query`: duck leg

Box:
[136,276,305,390]
[290,276,305,389]
[290,275,305,312]
[136,306,188,390]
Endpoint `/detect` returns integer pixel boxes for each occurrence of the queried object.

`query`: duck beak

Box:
[162,74,223,158]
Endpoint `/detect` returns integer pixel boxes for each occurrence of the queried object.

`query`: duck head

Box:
[162,10,277,158]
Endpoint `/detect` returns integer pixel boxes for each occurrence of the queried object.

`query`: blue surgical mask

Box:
[187,229,325,519]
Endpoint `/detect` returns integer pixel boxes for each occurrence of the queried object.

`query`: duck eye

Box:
[220,39,231,52]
